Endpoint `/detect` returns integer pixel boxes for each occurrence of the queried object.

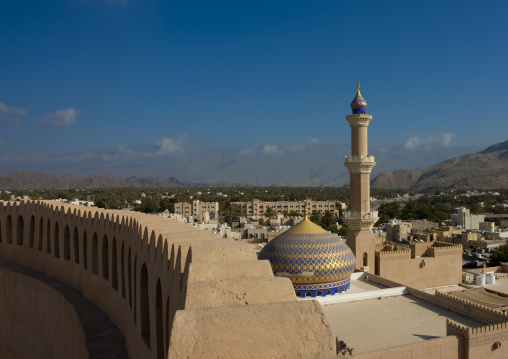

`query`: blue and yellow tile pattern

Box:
[259,217,356,298]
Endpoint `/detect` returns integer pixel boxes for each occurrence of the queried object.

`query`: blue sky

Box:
[0,0,507,168]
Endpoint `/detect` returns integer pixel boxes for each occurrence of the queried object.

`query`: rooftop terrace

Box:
[322,293,483,353]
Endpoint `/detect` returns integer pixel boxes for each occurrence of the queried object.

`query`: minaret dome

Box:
[350,82,368,114]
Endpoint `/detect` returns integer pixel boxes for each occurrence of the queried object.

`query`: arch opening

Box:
[38,218,43,251]
[165,297,170,359]
[92,234,99,275]
[140,263,150,348]
[134,256,137,323]
[112,238,118,290]
[156,280,163,359]
[102,235,109,280]
[128,248,132,308]
[121,242,126,298]
[6,215,12,244]
[16,215,24,246]
[46,219,51,254]
[363,252,368,267]
[64,225,70,260]
[53,222,60,258]
[83,231,88,269]
[29,216,35,248]
[73,227,79,264]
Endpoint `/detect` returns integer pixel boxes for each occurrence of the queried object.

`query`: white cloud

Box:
[0,102,25,125]
[156,134,187,154]
[39,108,78,127]
[309,138,320,144]
[239,148,256,156]
[403,133,455,150]
[263,144,279,154]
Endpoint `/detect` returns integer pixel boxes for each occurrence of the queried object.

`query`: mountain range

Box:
[371,140,508,191]
[0,141,482,189]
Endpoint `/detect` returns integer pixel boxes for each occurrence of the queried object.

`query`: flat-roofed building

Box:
[231,199,340,217]
[174,199,219,223]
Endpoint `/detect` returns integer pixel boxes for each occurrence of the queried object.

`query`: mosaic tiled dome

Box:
[350,82,367,114]
[259,215,356,297]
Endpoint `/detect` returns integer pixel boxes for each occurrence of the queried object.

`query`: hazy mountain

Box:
[372,140,508,191]
[0,171,188,190]
[0,141,482,189]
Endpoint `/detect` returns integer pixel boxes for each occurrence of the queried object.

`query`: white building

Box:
[451,207,484,230]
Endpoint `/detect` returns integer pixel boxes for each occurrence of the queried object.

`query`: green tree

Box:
[321,211,334,227]
[402,200,418,219]
[489,244,508,266]
[337,223,348,237]
[310,210,322,224]
[377,201,402,224]
[264,206,275,218]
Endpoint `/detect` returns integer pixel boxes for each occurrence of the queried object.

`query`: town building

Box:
[451,207,485,230]
[173,199,218,223]
[231,198,340,217]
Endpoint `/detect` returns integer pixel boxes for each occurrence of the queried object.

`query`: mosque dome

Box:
[258,212,356,298]
[350,82,367,114]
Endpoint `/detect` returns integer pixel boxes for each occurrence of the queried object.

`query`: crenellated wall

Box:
[0,200,336,358]
[447,320,508,358]
[375,243,462,288]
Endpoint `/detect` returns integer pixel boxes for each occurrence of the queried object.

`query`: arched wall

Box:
[0,201,336,359]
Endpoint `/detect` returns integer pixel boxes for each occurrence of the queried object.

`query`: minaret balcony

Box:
[342,211,379,230]
[344,156,376,173]
[345,114,373,127]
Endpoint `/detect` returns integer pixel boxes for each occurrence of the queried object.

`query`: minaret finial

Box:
[304,206,308,219]
[350,82,367,114]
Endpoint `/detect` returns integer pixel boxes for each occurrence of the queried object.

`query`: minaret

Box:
[343,83,378,271]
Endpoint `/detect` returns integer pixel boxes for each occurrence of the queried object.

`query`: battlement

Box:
[428,244,462,257]
[447,319,470,335]
[377,249,411,256]
[447,318,508,336]
[436,291,508,317]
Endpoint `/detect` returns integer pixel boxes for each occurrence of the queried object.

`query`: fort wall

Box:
[375,244,462,288]
[408,288,508,325]
[0,200,336,358]
[447,320,508,358]
[354,336,463,359]
[0,267,88,359]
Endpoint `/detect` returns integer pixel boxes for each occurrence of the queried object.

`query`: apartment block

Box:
[174,200,219,223]
[231,199,340,217]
